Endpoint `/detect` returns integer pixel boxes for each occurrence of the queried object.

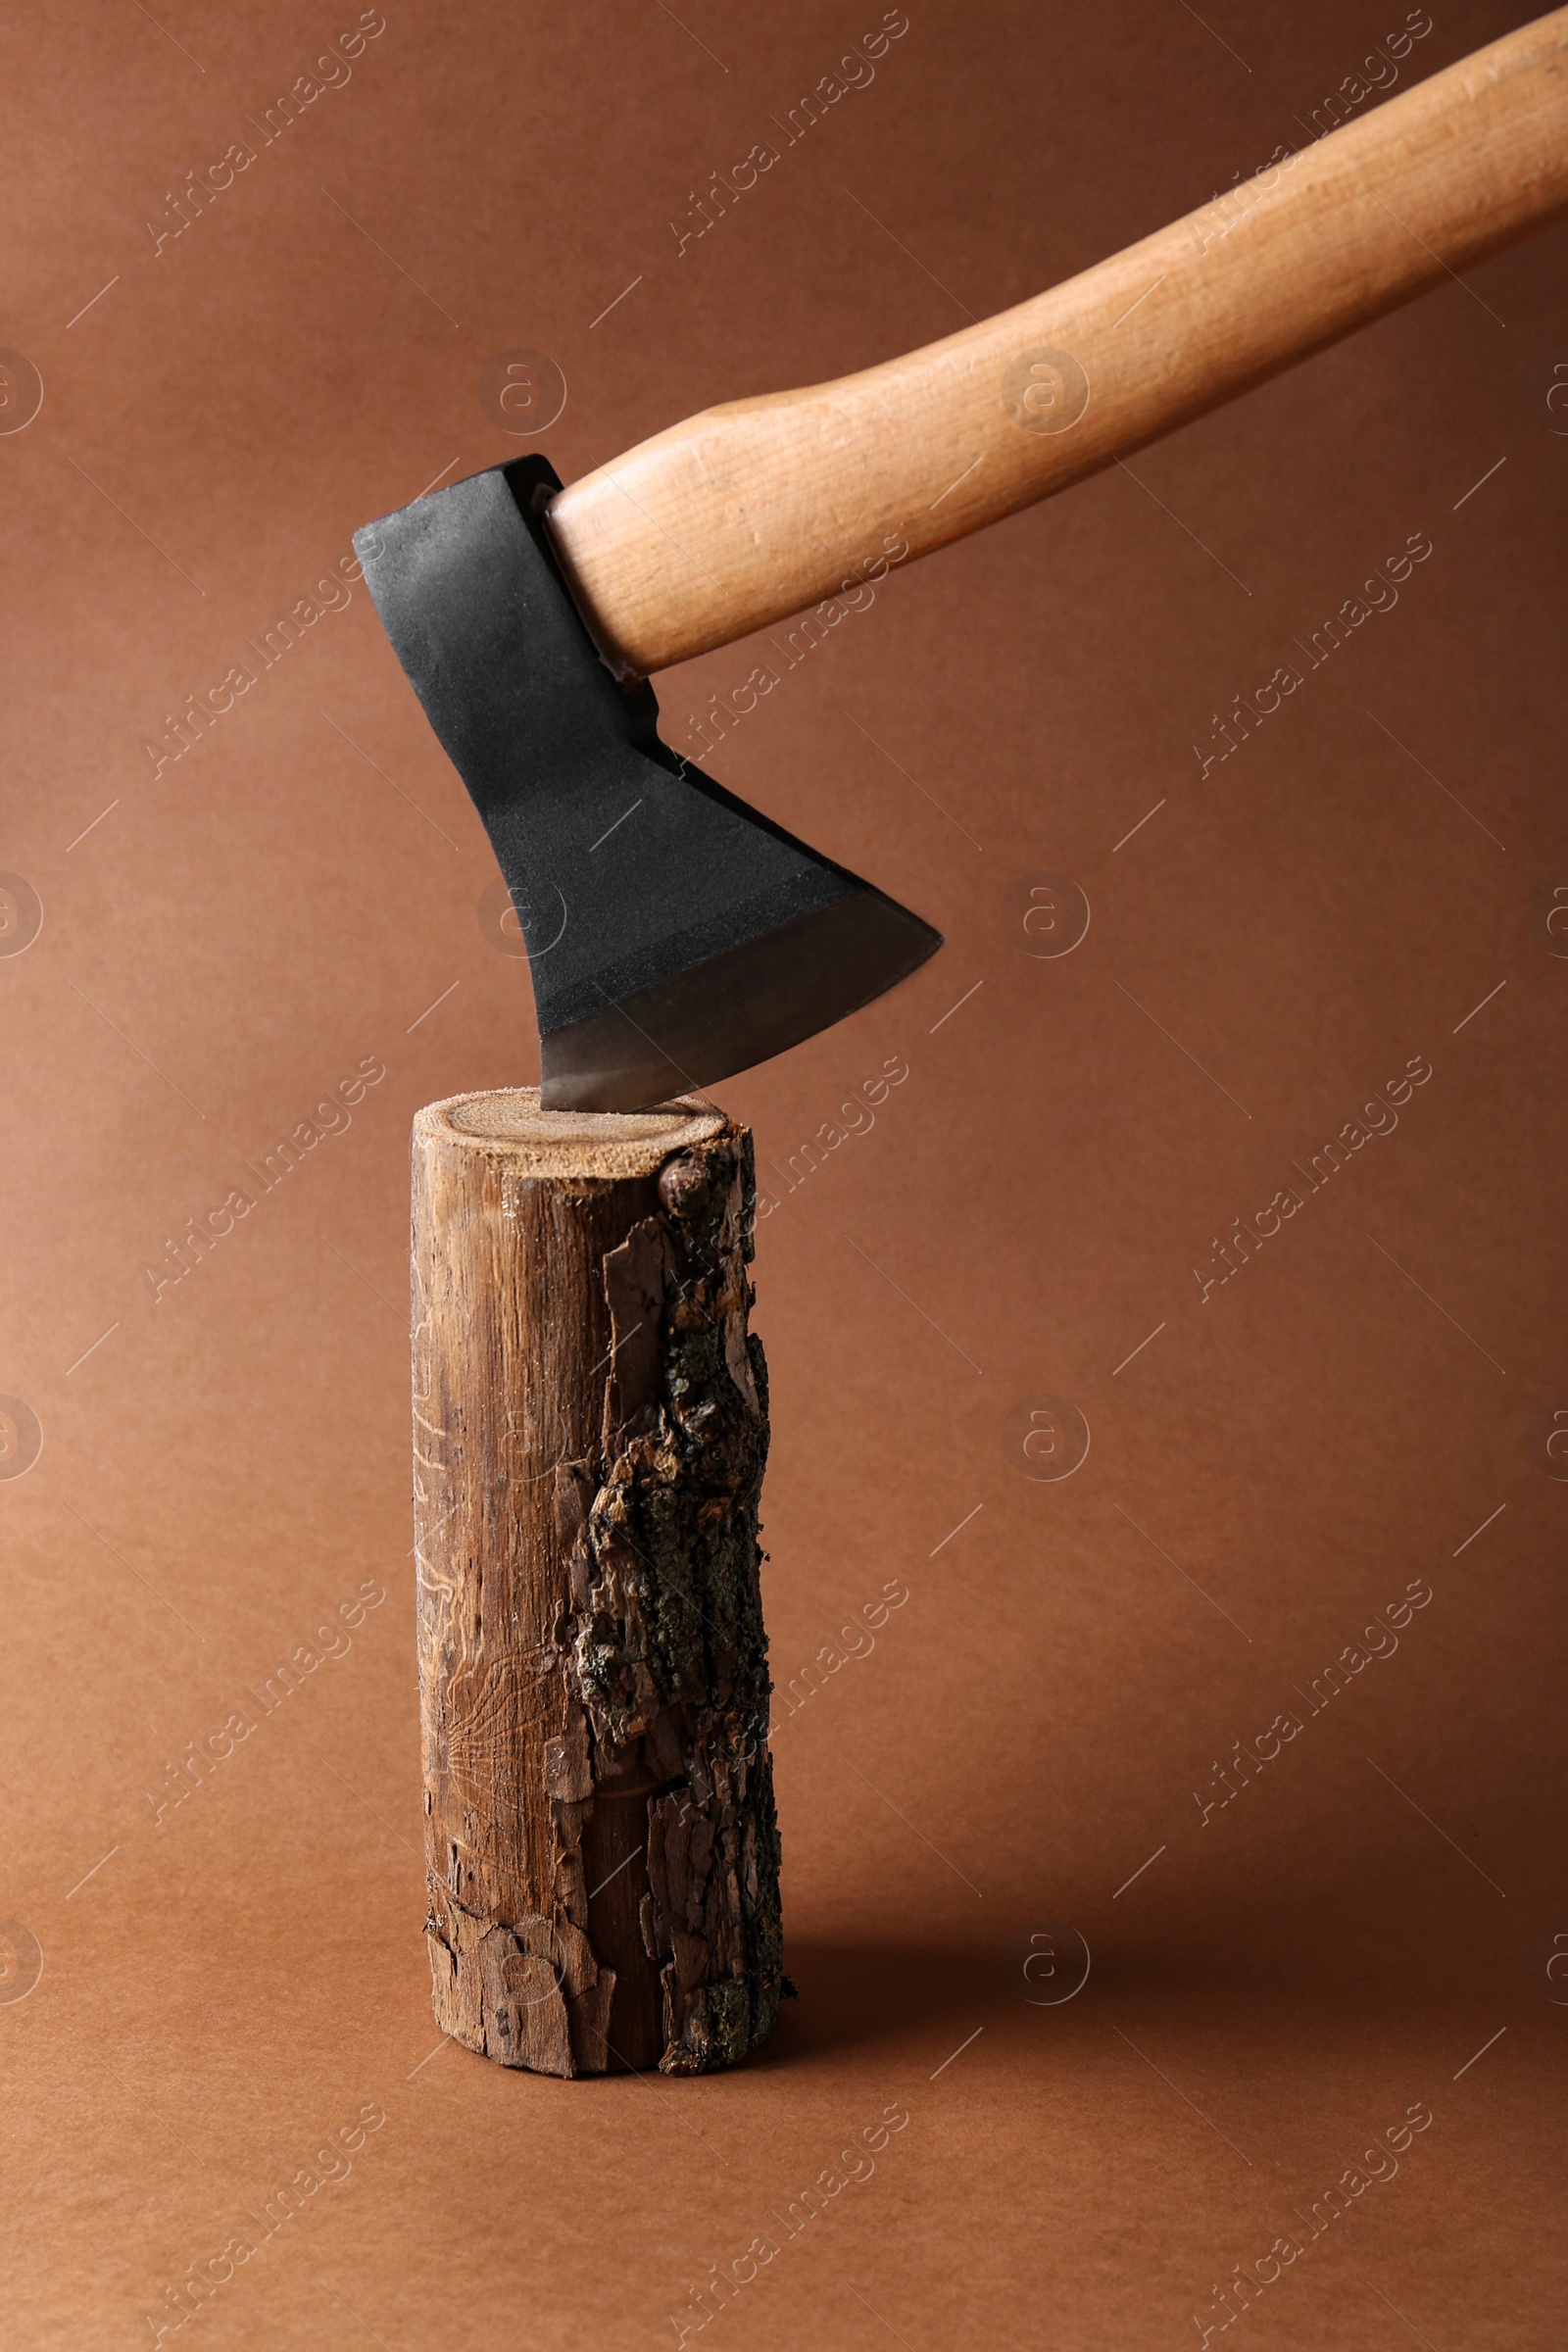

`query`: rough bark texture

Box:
[411,1090,780,2077]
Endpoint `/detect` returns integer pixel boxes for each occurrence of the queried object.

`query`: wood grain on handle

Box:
[547,10,1568,678]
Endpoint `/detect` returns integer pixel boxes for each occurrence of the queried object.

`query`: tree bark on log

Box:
[410,1090,781,2078]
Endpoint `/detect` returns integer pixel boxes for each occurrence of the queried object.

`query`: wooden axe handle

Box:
[548,9,1568,678]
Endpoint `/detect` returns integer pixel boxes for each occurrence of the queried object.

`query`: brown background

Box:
[3,1,1567,2343]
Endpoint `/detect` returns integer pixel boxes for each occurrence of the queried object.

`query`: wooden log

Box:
[410,1089,781,2078]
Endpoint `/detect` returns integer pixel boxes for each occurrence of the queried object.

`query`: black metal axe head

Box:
[354,457,941,1112]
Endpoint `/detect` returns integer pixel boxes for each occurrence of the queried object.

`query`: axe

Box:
[358,13,1568,1113]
